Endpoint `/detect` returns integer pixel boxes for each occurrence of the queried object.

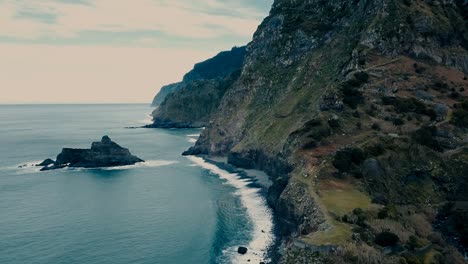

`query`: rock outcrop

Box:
[40,136,143,171]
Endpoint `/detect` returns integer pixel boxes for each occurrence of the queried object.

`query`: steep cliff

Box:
[150,46,246,107]
[148,71,241,128]
[151,82,182,106]
[179,0,468,262]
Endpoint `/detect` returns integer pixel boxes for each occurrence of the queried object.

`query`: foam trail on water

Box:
[187,156,274,264]
[187,133,200,143]
[71,160,178,171]
[14,160,177,173]
[12,160,43,174]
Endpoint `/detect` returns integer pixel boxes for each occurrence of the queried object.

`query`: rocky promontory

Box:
[39,136,144,171]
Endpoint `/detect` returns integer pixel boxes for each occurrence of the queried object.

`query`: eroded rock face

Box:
[40,136,143,171]
[275,178,328,236]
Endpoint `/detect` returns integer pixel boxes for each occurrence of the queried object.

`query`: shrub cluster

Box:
[382,96,437,120]
[341,72,369,109]
[374,231,400,247]
[452,99,468,128]
[333,147,366,177]
[412,126,443,152]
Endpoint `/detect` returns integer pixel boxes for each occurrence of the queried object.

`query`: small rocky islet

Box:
[36,136,144,171]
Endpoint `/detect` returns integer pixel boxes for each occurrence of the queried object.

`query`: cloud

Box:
[0,0,272,48]
[0,1,272,103]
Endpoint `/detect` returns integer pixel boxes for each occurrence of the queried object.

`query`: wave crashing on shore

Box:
[187,156,274,264]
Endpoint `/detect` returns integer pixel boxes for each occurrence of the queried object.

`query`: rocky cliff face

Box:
[168,0,468,262]
[150,46,246,107]
[148,70,241,128]
[151,82,183,107]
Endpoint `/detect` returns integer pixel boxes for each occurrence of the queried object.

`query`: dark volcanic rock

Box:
[237,246,248,255]
[41,136,143,171]
[37,158,55,167]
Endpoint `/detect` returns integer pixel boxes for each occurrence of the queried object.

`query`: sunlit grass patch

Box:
[318,180,374,217]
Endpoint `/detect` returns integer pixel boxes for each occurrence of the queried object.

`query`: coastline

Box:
[186,155,278,264]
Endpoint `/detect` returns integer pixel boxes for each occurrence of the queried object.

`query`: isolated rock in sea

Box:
[40,136,144,171]
[237,246,248,255]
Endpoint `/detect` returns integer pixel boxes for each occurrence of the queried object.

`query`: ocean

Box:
[0,104,274,264]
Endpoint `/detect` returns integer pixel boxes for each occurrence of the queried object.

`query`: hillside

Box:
[154,0,468,263]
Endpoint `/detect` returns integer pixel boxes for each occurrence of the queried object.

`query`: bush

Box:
[328,117,340,129]
[382,96,435,120]
[393,117,405,126]
[413,63,426,74]
[342,85,364,109]
[354,72,369,83]
[452,99,468,128]
[377,206,399,219]
[333,148,366,173]
[365,143,386,156]
[407,235,424,250]
[308,126,332,141]
[375,231,400,247]
[412,126,443,152]
[341,72,368,109]
[372,123,381,130]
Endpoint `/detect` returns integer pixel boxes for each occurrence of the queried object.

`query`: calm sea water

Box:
[0,104,273,264]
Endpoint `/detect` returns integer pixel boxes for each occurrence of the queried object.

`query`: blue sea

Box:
[0,104,274,264]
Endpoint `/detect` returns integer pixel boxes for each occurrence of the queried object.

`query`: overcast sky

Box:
[0,0,272,104]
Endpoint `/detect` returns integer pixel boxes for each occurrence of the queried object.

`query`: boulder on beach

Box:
[40,136,144,171]
[237,246,248,255]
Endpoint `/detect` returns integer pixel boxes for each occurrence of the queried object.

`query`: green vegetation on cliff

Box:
[148,0,468,262]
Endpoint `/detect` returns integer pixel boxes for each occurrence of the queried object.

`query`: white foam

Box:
[138,114,154,125]
[69,160,178,171]
[187,133,200,143]
[13,160,177,173]
[13,160,43,174]
[187,138,197,143]
[187,156,274,264]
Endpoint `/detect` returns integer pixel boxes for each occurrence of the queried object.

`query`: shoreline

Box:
[187,155,279,264]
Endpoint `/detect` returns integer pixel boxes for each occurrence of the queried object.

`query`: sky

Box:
[0,0,272,104]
